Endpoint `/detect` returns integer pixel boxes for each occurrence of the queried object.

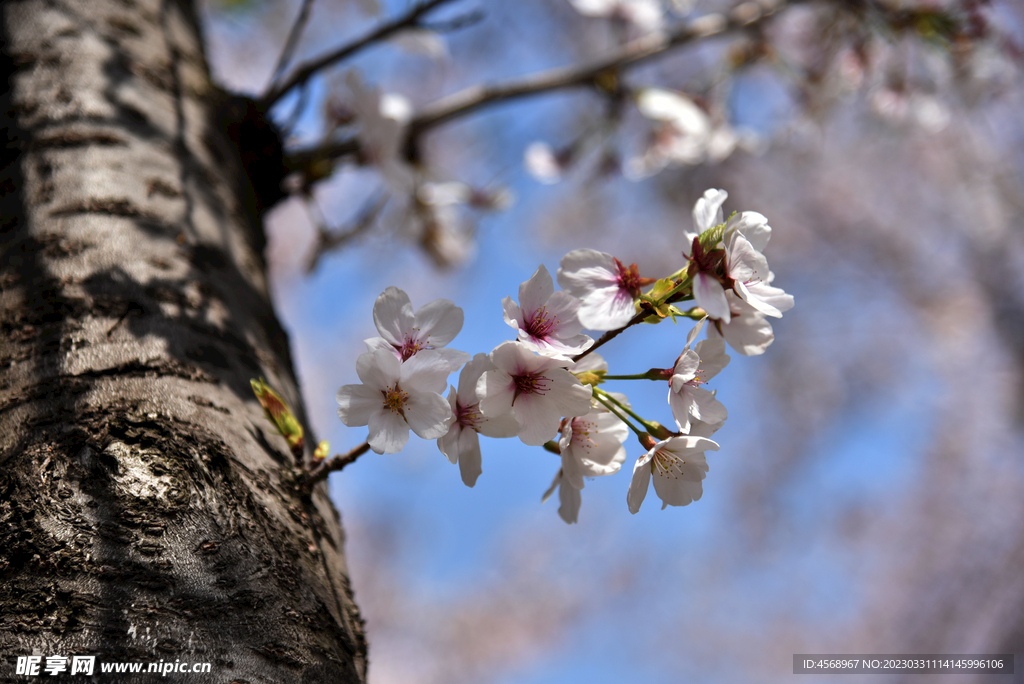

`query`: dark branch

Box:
[265,0,318,96]
[304,442,372,489]
[282,0,790,173]
[261,0,462,108]
[408,2,788,136]
[305,191,390,273]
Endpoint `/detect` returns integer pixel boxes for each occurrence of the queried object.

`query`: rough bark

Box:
[0,1,366,682]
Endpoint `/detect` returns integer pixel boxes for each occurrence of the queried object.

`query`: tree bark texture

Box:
[0,1,366,681]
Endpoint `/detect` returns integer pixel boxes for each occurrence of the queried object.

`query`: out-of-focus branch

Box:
[408,1,789,135]
[282,0,788,173]
[261,0,462,109]
[305,191,390,273]
[265,0,318,96]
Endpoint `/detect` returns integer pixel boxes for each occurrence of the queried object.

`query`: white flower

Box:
[364,286,470,372]
[558,411,629,490]
[541,469,582,524]
[346,71,414,193]
[707,290,783,356]
[524,142,568,184]
[568,0,663,33]
[627,434,719,513]
[688,188,772,255]
[438,354,520,487]
[627,88,711,178]
[668,338,729,432]
[477,342,593,446]
[557,249,648,331]
[686,188,729,254]
[503,265,593,360]
[336,349,453,454]
[685,190,790,323]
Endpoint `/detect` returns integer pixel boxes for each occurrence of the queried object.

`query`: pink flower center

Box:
[455,401,483,430]
[525,306,558,339]
[512,371,550,404]
[382,385,409,415]
[399,330,426,361]
[569,418,597,455]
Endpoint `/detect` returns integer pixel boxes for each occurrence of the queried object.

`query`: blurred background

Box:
[200,0,1023,681]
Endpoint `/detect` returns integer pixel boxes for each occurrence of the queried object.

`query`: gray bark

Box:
[0,1,366,681]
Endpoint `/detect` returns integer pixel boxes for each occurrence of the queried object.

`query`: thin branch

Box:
[280,2,791,181]
[266,0,318,96]
[303,442,372,489]
[408,2,789,136]
[261,0,462,109]
[571,308,653,364]
[305,191,390,272]
[284,136,360,174]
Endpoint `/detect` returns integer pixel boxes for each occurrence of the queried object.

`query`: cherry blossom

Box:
[364,287,470,372]
[568,0,663,34]
[558,410,629,490]
[684,189,791,323]
[503,265,592,359]
[557,249,651,331]
[627,434,720,513]
[668,338,730,432]
[477,342,593,446]
[336,349,453,454]
[524,142,570,184]
[708,289,791,356]
[346,71,414,193]
[438,354,520,487]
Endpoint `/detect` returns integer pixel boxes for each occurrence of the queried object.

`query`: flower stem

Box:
[593,387,665,439]
[603,372,659,381]
[594,392,646,437]
[302,441,371,490]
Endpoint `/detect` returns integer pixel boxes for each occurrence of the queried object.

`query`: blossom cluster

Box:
[336,189,793,523]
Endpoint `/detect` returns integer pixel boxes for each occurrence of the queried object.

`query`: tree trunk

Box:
[0,1,366,682]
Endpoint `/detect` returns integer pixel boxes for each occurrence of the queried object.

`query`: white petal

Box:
[476,406,521,439]
[404,389,454,440]
[413,298,464,347]
[558,480,581,524]
[693,338,730,380]
[477,368,515,417]
[541,370,594,417]
[336,384,381,427]
[541,470,562,504]
[518,264,556,317]
[693,273,731,322]
[457,428,483,487]
[726,210,771,252]
[355,349,401,389]
[513,395,562,446]
[627,453,653,514]
[688,385,728,425]
[692,188,728,235]
[400,350,452,394]
[456,353,494,405]
[438,420,460,464]
[577,286,636,331]
[502,296,525,333]
[372,287,415,347]
[431,347,471,374]
[367,408,411,454]
[557,249,619,297]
